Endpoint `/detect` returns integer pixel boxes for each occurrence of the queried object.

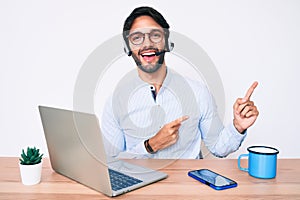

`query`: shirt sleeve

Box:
[197,85,247,158]
[101,96,153,159]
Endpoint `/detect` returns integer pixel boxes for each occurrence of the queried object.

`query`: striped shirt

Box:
[101,68,246,159]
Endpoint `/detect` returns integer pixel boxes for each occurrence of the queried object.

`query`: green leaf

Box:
[21,149,26,157]
[34,149,39,157]
[21,153,27,161]
[27,147,32,158]
[29,155,35,162]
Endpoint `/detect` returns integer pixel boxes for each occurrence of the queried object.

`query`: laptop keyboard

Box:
[108,168,142,191]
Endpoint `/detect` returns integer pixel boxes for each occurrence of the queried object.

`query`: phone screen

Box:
[188,169,237,190]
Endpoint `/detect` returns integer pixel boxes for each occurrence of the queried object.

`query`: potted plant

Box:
[19,146,43,185]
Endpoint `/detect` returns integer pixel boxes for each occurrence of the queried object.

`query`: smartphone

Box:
[188,169,237,190]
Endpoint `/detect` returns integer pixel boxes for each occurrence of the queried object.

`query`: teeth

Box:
[141,52,155,57]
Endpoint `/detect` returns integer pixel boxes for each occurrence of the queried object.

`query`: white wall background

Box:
[1,0,299,158]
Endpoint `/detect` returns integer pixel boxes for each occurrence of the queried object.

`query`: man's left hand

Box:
[233,81,259,133]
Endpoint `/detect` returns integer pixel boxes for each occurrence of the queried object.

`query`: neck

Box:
[138,63,167,91]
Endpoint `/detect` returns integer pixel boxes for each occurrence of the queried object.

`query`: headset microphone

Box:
[124,39,174,57]
[154,41,174,56]
[155,50,166,56]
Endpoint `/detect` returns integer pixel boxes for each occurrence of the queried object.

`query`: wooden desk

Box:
[1,158,300,199]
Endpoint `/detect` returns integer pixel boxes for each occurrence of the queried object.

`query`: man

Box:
[101,6,259,159]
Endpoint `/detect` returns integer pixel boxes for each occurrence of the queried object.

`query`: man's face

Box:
[128,16,166,73]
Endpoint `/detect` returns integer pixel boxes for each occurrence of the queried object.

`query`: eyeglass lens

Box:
[128,29,164,45]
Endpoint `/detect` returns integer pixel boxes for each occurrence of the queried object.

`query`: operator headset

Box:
[123,30,174,56]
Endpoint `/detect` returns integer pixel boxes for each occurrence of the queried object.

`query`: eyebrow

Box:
[129,28,164,35]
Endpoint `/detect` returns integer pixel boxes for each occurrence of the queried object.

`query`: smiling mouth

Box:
[140,50,157,58]
[139,47,159,57]
[141,52,156,57]
[138,49,158,62]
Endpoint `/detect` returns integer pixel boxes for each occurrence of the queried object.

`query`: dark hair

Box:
[123,6,170,40]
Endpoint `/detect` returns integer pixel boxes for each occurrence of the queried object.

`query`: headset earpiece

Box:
[123,40,132,56]
[167,40,174,52]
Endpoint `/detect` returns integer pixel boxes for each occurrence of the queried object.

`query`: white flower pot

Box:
[19,161,42,185]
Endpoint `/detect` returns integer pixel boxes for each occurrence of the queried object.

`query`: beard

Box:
[131,48,165,74]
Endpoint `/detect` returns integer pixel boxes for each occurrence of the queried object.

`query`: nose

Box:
[142,33,153,46]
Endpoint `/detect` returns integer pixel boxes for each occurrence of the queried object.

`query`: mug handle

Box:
[238,154,249,172]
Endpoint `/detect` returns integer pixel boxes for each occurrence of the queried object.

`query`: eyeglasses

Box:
[127,29,164,45]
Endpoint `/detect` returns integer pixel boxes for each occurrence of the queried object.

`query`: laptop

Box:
[38,105,167,197]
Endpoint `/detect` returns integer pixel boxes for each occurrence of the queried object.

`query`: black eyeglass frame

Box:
[127,29,166,45]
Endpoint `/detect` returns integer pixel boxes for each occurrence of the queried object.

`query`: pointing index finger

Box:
[170,115,189,127]
[244,81,258,100]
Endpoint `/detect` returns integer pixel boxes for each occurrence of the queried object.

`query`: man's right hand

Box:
[147,116,189,153]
